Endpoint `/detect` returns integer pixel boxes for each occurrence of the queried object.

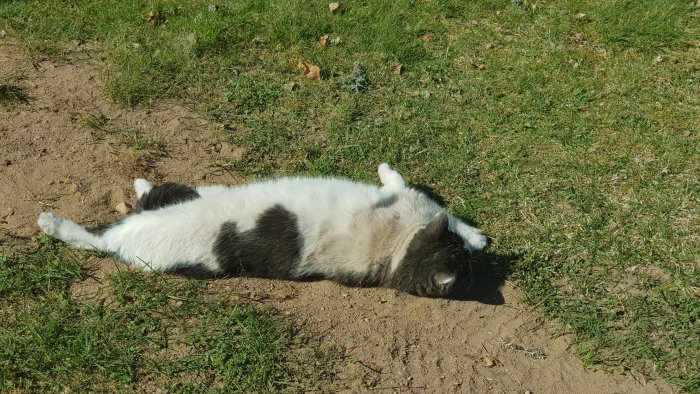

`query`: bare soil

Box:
[0,39,677,393]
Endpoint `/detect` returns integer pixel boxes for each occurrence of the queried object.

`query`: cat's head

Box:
[391,212,472,297]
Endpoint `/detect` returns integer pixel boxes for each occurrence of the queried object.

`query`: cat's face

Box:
[391,212,472,297]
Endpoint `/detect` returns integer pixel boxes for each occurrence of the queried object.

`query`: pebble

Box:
[115,202,132,215]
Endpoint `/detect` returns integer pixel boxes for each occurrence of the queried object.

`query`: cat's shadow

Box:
[411,183,519,305]
[448,250,520,305]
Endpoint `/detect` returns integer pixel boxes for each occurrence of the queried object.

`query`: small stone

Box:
[574,13,587,21]
[392,64,403,75]
[328,2,340,13]
[525,391,532,394]
[1,208,14,219]
[284,81,298,92]
[208,4,219,12]
[652,55,663,65]
[115,202,132,215]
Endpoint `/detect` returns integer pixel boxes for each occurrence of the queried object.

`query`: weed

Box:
[0,83,27,103]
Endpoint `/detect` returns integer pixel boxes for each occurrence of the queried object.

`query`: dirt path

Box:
[0,40,676,393]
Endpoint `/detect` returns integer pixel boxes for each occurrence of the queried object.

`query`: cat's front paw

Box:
[37,212,62,236]
[466,232,489,253]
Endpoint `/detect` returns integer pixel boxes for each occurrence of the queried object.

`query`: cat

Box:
[37,163,488,297]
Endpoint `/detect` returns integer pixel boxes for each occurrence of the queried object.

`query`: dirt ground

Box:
[0,39,677,393]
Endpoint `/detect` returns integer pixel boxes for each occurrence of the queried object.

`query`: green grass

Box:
[0,83,27,103]
[0,238,337,392]
[1,0,699,391]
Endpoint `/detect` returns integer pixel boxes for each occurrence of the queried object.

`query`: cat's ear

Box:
[424,212,449,238]
[433,271,456,288]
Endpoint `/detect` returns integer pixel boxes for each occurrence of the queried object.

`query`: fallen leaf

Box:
[467,20,479,27]
[329,2,340,13]
[481,355,496,367]
[298,60,320,79]
[318,34,329,47]
[421,33,435,42]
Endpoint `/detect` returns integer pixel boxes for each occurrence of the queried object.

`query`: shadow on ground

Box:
[452,251,521,305]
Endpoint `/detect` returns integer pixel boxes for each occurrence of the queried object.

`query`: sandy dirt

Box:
[0,39,677,393]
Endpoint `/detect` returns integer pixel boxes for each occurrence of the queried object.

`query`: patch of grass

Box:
[0,83,28,104]
[0,236,84,300]
[2,0,699,391]
[84,111,167,155]
[0,241,339,392]
[596,0,690,51]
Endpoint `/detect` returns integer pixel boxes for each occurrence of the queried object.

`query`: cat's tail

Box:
[37,212,105,251]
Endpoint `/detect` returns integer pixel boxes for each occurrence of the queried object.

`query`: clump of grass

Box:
[0,83,28,104]
[84,112,167,155]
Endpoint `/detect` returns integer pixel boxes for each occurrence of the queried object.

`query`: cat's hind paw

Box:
[134,178,153,198]
[37,212,62,237]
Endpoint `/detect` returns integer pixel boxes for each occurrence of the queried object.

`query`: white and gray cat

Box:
[37,164,488,297]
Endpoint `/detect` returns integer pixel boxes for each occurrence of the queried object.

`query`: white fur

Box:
[37,164,488,276]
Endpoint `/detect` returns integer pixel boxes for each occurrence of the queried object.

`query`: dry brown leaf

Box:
[318,34,329,47]
[421,33,435,42]
[298,61,320,80]
[329,2,340,13]
[481,355,496,367]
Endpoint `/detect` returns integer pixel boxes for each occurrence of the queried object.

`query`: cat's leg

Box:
[134,178,153,199]
[378,163,405,189]
[448,215,489,253]
[38,212,105,251]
